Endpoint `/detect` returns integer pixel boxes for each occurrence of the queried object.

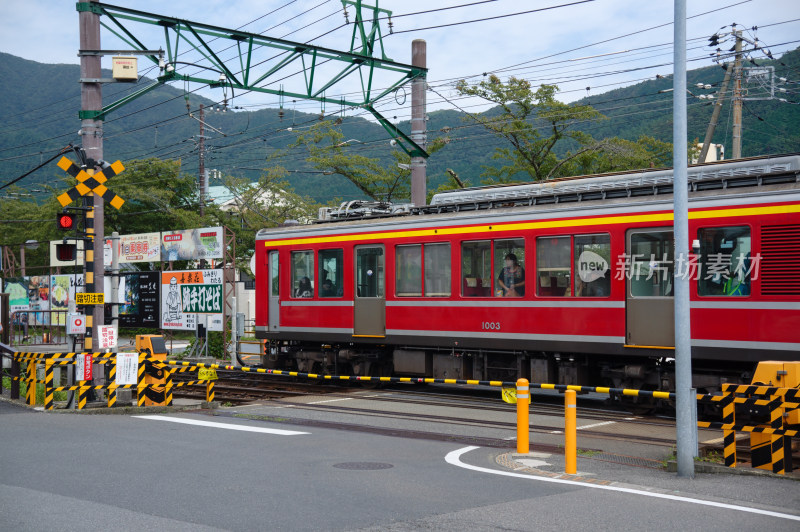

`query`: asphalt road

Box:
[1,400,797,531]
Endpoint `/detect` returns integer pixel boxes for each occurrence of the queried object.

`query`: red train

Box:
[254,154,800,395]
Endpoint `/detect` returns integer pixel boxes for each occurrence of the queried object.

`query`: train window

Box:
[495,239,525,297]
[396,245,423,296]
[356,247,384,298]
[318,249,343,298]
[424,243,451,297]
[537,236,571,296]
[290,251,314,298]
[575,234,611,297]
[270,252,279,297]
[629,231,674,297]
[697,226,751,296]
[461,241,492,297]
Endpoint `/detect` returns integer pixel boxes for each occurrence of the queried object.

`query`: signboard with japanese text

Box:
[98,325,118,349]
[67,313,86,335]
[160,270,223,330]
[76,353,93,381]
[76,293,104,305]
[104,272,160,328]
[28,276,50,326]
[161,226,223,261]
[116,353,138,385]
[3,277,29,313]
[120,232,161,263]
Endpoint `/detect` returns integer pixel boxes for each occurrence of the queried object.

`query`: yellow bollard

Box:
[516,378,530,454]
[565,389,577,474]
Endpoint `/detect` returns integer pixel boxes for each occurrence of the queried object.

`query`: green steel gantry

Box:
[76,1,428,157]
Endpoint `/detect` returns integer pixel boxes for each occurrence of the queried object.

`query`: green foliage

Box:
[454,76,672,183]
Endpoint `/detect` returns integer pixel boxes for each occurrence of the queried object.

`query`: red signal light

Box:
[57,212,76,231]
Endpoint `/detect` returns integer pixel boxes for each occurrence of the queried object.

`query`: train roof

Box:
[257,153,800,240]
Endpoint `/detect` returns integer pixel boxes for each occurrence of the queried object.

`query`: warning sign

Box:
[98,325,118,350]
[75,353,93,381]
[116,353,139,385]
[198,368,218,381]
[76,292,104,305]
[501,387,517,404]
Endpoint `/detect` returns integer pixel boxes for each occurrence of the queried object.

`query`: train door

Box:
[625,229,675,347]
[268,250,280,331]
[354,245,385,337]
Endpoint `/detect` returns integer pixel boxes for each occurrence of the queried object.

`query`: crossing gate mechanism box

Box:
[112,56,138,81]
[136,334,168,406]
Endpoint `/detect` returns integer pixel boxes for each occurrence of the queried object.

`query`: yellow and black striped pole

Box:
[137,353,147,407]
[206,380,215,403]
[77,380,87,410]
[26,360,36,406]
[165,368,173,406]
[44,360,54,411]
[721,393,736,467]
[107,358,117,408]
[83,202,94,352]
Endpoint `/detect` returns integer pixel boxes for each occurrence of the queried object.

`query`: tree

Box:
[286,120,449,202]
[216,167,318,273]
[454,76,672,182]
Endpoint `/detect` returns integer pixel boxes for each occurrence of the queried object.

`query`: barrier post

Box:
[206,380,215,403]
[107,357,117,408]
[137,354,147,407]
[44,360,54,411]
[721,392,736,467]
[516,378,529,454]
[164,367,173,406]
[77,380,87,410]
[26,360,36,406]
[11,355,20,399]
[565,389,577,474]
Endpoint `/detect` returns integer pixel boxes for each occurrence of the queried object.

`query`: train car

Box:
[254,154,800,395]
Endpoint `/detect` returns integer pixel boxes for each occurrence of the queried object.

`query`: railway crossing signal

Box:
[57,211,77,231]
[56,156,125,210]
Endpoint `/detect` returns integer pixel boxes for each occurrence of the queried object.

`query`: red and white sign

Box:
[67,313,86,335]
[98,325,118,350]
[75,353,93,381]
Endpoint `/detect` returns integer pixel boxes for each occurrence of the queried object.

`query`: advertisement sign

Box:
[28,276,50,326]
[108,272,159,328]
[49,239,85,267]
[98,325,118,349]
[161,226,223,261]
[50,275,84,326]
[3,278,29,313]
[160,270,223,330]
[120,232,161,263]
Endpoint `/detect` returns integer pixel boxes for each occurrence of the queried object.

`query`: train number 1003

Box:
[481,321,501,331]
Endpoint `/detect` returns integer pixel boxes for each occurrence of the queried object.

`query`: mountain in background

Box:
[1,47,798,203]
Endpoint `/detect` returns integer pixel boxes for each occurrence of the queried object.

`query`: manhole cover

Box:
[333,462,394,471]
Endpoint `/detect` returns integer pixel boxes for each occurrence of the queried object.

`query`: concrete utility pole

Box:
[673,0,695,479]
[198,103,206,217]
[698,65,732,163]
[732,30,743,159]
[410,39,427,207]
[80,0,104,350]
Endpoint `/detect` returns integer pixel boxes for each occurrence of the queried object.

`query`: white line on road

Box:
[134,415,309,435]
[307,398,354,405]
[445,446,800,522]
[551,420,618,434]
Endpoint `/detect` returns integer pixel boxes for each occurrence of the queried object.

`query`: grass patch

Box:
[576,449,602,457]
[2,376,68,404]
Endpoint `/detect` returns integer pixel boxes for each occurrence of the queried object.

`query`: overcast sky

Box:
[2,0,798,117]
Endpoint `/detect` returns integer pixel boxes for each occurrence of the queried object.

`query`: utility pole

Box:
[698,65,732,163]
[732,30,743,159]
[410,39,427,207]
[79,0,104,351]
[198,103,206,217]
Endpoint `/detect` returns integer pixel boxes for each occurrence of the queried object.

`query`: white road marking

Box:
[134,415,308,435]
[445,446,800,522]
[551,420,618,434]
[307,397,354,405]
